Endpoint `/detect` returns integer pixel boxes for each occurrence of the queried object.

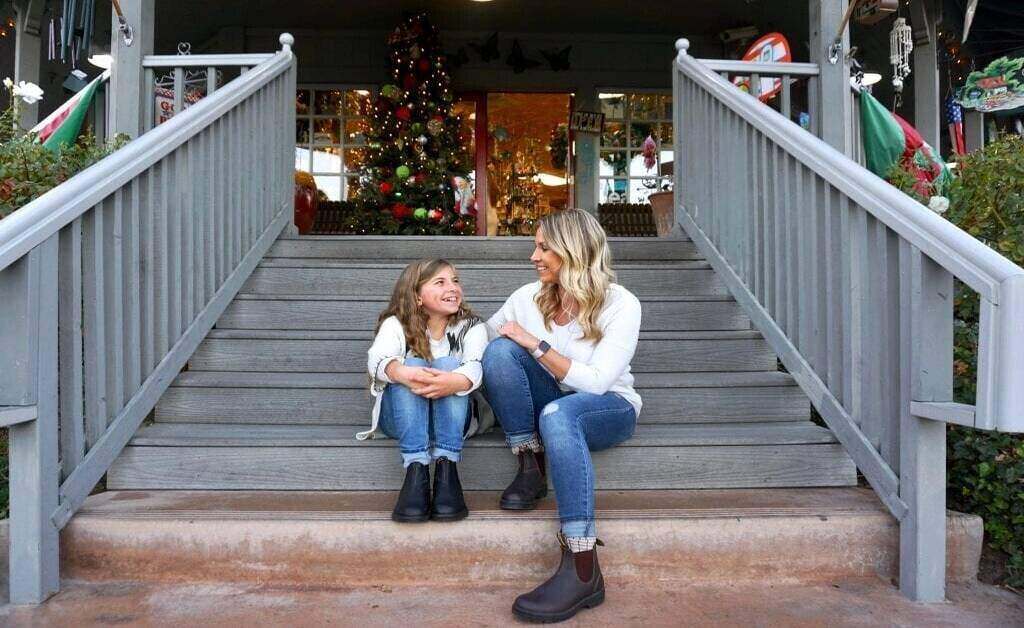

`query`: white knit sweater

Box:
[359,315,490,440]
[486,281,643,416]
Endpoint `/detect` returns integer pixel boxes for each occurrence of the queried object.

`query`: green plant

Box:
[0,80,125,219]
[890,135,1024,587]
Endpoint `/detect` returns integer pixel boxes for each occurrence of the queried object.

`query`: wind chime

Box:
[890,16,914,108]
[44,1,133,67]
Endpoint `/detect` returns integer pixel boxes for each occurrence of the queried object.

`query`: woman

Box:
[482,208,642,623]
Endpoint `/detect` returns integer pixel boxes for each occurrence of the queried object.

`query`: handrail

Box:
[678,42,1022,301]
[1,33,297,605]
[143,53,274,67]
[672,36,1023,602]
[699,59,821,76]
[0,40,293,273]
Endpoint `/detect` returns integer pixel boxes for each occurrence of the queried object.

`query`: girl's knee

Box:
[430,355,461,371]
[404,357,429,367]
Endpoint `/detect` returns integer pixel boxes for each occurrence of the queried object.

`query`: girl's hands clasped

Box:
[389,362,471,399]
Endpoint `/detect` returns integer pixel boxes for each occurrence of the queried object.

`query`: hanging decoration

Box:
[446,47,470,70]
[732,32,792,102]
[540,46,572,72]
[956,56,1024,113]
[506,39,541,74]
[962,0,980,44]
[358,12,473,235]
[548,123,568,171]
[469,32,500,62]
[110,0,134,47]
[641,135,657,171]
[890,17,914,104]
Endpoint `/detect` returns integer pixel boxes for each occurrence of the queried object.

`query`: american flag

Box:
[946,95,966,156]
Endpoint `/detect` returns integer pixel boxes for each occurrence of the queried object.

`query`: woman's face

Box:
[531,227,563,285]
[418,265,463,317]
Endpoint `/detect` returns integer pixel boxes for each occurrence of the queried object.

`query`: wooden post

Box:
[899,247,952,602]
[2,237,61,604]
[965,111,985,152]
[809,0,853,156]
[910,0,941,150]
[573,87,600,214]
[13,0,44,129]
[109,0,155,139]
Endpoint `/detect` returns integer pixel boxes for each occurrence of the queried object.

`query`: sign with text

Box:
[570,110,605,134]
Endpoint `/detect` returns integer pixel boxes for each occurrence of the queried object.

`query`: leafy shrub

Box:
[890,135,1024,587]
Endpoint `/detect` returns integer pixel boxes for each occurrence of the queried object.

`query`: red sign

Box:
[733,32,792,103]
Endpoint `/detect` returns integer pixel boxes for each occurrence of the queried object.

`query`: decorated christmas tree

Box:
[360,13,475,235]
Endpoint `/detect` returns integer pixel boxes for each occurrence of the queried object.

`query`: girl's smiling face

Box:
[530,226,563,284]
[418,265,463,317]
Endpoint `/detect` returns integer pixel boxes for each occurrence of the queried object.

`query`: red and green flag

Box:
[858,88,952,195]
[30,70,109,151]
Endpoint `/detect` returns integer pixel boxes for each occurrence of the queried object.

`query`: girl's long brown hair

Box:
[375,258,477,361]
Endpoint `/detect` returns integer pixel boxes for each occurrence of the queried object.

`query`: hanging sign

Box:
[154,86,204,125]
[854,0,898,26]
[569,110,605,134]
[732,32,792,102]
[957,56,1024,113]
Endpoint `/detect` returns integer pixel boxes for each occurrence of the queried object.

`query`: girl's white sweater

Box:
[486,281,643,416]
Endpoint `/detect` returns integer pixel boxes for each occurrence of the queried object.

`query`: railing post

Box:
[899,247,953,601]
[109,0,155,139]
[809,0,853,154]
[1,236,61,604]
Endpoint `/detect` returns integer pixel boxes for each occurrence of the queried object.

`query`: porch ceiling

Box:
[158,0,805,48]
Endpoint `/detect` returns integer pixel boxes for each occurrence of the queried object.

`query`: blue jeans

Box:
[482,337,637,537]
[378,356,470,468]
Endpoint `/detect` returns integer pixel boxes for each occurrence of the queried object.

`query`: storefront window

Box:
[598,92,673,204]
[295,87,372,201]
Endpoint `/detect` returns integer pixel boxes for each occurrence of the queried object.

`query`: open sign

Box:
[732,32,792,103]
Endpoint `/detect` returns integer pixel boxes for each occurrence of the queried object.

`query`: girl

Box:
[482,209,642,622]
[361,258,489,523]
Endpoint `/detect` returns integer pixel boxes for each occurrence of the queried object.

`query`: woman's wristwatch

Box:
[531,340,552,359]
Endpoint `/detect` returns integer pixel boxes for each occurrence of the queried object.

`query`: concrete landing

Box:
[2,579,1022,627]
[58,488,983,588]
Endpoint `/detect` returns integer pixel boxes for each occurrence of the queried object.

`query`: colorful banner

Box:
[956,56,1024,113]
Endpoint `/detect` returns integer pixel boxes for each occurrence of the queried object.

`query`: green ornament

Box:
[411,122,425,134]
[381,84,401,100]
[396,165,411,179]
[414,207,428,220]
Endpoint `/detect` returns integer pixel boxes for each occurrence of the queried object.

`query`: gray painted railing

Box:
[142,52,275,132]
[0,33,297,604]
[673,38,1024,601]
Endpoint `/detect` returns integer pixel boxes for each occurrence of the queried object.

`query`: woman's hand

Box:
[386,362,432,388]
[411,369,472,399]
[497,321,540,352]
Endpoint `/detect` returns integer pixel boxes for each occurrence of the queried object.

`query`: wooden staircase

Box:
[107,235,856,490]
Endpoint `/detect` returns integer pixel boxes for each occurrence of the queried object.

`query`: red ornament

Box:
[391,203,412,220]
[395,106,412,121]
[417,58,431,75]
[414,172,427,184]
[402,74,418,91]
[379,182,394,195]
[453,219,466,231]
[427,208,444,223]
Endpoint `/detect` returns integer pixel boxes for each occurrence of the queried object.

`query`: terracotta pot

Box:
[648,191,675,237]
[294,172,319,235]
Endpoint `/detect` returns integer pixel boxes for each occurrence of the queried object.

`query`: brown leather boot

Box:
[500,450,548,510]
[512,533,606,623]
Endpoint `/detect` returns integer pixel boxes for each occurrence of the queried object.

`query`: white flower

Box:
[928,196,950,214]
[2,77,12,90]
[12,81,43,105]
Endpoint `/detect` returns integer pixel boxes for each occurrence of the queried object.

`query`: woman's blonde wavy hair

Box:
[535,209,616,343]
[376,258,477,361]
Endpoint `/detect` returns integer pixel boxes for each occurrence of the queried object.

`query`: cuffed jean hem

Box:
[430,446,461,462]
[400,450,432,468]
[505,430,540,447]
[561,519,597,538]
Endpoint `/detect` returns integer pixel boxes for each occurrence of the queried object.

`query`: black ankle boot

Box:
[392,462,431,523]
[430,458,468,521]
[512,533,606,623]
[500,450,547,510]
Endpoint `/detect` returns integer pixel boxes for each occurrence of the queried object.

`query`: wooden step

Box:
[218,295,750,331]
[267,235,697,261]
[108,422,856,490]
[187,330,777,373]
[154,371,810,425]
[241,261,727,297]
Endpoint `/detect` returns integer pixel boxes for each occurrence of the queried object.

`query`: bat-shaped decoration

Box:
[447,47,470,69]
[469,32,500,62]
[541,46,572,72]
[507,39,541,74]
